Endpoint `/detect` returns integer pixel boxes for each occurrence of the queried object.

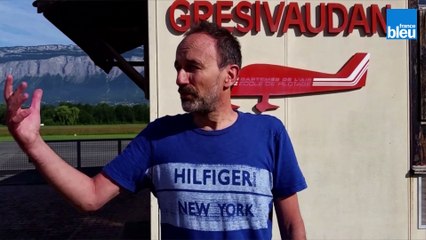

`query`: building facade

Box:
[147,0,425,239]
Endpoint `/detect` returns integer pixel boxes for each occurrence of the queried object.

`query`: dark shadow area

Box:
[0,168,150,239]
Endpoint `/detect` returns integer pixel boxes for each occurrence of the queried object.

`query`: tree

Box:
[69,106,80,125]
[93,103,116,124]
[41,105,56,125]
[77,104,95,124]
[78,109,95,124]
[20,102,150,125]
[115,105,135,123]
[54,105,72,125]
[133,104,149,123]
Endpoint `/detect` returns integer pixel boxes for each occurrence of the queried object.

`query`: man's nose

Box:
[176,69,189,86]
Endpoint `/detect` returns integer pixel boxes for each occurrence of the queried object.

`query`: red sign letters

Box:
[168,1,390,35]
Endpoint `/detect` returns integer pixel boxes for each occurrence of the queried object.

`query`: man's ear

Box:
[224,64,240,88]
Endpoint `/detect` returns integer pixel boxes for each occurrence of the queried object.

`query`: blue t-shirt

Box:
[103,111,307,239]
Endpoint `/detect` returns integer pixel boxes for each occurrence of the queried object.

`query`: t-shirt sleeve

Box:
[271,126,307,199]
[102,132,151,193]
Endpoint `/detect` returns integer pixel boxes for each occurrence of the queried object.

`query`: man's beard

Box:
[178,85,219,113]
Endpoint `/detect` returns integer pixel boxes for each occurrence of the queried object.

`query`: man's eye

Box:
[185,65,198,72]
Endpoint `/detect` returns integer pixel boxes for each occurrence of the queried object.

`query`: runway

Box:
[0,139,150,239]
[0,139,131,171]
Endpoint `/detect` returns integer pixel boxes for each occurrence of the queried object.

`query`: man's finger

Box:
[31,89,43,112]
[6,81,29,113]
[10,109,31,124]
[7,92,29,118]
[17,92,30,108]
[3,74,13,101]
[14,81,28,98]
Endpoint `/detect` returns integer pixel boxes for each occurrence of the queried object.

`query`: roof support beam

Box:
[104,42,149,99]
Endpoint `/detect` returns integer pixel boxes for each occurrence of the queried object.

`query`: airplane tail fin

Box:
[312,53,370,88]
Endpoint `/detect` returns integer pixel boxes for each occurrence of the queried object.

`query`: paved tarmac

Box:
[0,140,129,171]
[0,168,151,239]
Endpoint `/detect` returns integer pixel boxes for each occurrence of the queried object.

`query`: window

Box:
[412,4,426,230]
[413,7,426,172]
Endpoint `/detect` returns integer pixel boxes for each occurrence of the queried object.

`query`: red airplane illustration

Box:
[231,53,370,112]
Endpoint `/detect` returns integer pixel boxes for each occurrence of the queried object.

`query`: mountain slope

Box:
[0,44,147,105]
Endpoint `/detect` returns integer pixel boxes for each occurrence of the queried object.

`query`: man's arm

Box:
[274,193,306,240]
[4,75,120,211]
[28,140,120,211]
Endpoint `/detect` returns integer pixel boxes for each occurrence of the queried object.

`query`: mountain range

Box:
[0,44,147,105]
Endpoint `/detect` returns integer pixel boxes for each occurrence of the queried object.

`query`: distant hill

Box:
[0,44,147,105]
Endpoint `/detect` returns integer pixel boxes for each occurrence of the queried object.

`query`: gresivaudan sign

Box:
[167,1,390,36]
[166,1,387,112]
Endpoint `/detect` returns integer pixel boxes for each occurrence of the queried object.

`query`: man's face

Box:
[174,33,226,113]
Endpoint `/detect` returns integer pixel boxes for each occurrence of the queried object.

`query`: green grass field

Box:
[0,124,147,141]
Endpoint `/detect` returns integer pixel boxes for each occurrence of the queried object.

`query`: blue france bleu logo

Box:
[386,9,417,40]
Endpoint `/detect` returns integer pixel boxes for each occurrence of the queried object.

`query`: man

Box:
[4,21,307,239]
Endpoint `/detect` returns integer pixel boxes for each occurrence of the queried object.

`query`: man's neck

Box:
[192,108,238,131]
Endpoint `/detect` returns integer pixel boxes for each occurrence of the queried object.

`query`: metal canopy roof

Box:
[32,0,149,99]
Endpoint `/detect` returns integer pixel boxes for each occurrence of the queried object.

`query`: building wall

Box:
[148,0,424,239]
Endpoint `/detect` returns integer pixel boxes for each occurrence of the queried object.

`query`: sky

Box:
[0,0,424,47]
[0,0,73,47]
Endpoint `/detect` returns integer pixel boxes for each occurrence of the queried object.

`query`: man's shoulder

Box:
[152,113,191,124]
[238,111,283,126]
[235,112,287,136]
[142,113,193,136]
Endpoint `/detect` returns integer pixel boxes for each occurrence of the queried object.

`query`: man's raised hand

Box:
[3,74,43,150]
